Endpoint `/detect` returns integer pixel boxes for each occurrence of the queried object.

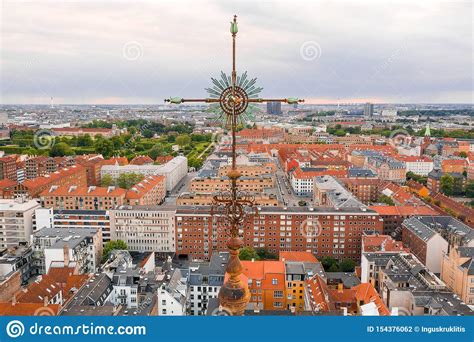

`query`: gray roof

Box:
[363,252,401,267]
[457,246,474,258]
[175,205,378,215]
[187,252,228,287]
[412,216,474,244]
[403,217,436,242]
[33,227,99,249]
[285,262,305,275]
[460,259,474,275]
[412,291,474,316]
[382,253,444,291]
[348,168,377,178]
[65,273,113,307]
[325,272,361,288]
[198,169,218,178]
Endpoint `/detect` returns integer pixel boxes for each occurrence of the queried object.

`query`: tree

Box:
[102,240,128,262]
[378,194,395,206]
[176,134,191,147]
[25,147,38,156]
[255,248,278,260]
[320,256,339,271]
[440,174,454,195]
[239,247,260,261]
[94,139,114,158]
[110,135,124,150]
[77,134,93,147]
[148,144,165,160]
[466,181,474,198]
[101,174,114,187]
[339,259,356,272]
[328,264,340,272]
[142,129,154,139]
[459,151,468,158]
[50,142,74,157]
[128,126,137,136]
[117,172,144,189]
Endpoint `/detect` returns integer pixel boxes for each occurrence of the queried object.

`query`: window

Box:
[272,278,278,285]
[273,302,283,308]
[274,291,283,298]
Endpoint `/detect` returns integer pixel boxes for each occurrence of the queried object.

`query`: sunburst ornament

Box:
[205,71,263,127]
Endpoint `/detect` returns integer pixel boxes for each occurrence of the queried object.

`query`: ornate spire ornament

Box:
[165,15,304,316]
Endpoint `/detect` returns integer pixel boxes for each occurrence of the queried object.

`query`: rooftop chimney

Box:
[63,245,70,267]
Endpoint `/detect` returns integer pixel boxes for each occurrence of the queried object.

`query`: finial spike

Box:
[230,15,238,34]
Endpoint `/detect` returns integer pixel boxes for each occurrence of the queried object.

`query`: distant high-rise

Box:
[364,102,374,117]
[267,101,282,115]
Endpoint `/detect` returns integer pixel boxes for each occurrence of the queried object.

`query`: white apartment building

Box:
[34,208,111,244]
[100,156,188,192]
[109,206,176,253]
[157,268,187,316]
[289,171,314,196]
[187,252,228,315]
[0,198,40,249]
[31,227,102,274]
[110,269,139,309]
[404,158,434,176]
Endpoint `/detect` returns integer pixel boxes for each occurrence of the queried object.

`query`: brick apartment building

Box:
[22,165,87,198]
[175,206,383,261]
[369,205,440,237]
[0,156,18,182]
[340,178,381,204]
[189,175,274,193]
[40,175,166,209]
[25,156,75,179]
[40,185,127,210]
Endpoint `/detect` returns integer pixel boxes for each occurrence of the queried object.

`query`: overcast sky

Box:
[0,0,472,104]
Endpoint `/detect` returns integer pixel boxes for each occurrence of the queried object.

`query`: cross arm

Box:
[164,97,221,104]
[247,97,304,104]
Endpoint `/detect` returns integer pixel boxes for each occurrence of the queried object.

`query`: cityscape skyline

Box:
[1,0,472,105]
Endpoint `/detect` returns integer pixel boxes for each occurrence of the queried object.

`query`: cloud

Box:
[0,0,472,104]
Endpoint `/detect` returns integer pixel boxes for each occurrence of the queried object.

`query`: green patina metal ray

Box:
[206,71,262,127]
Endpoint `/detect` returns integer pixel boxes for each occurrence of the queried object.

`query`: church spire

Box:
[424,123,431,137]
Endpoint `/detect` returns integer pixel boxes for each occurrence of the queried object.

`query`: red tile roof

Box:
[52,127,112,133]
[0,179,17,188]
[130,155,154,165]
[292,167,347,179]
[40,185,126,198]
[0,302,60,316]
[125,175,165,200]
[362,234,408,253]
[369,205,439,216]
[22,165,85,190]
[306,275,389,315]
[279,251,318,263]
[442,159,467,165]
